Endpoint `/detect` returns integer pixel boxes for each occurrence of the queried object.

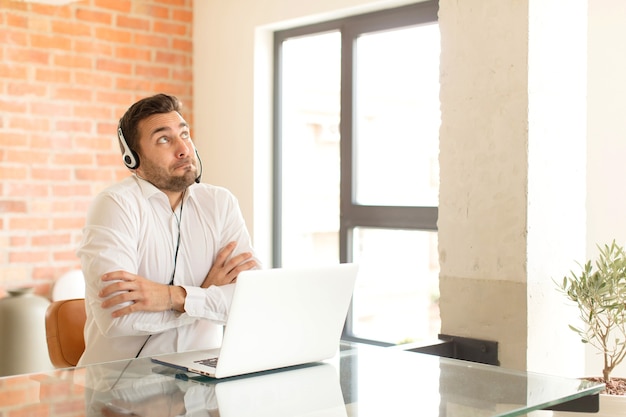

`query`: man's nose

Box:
[174,137,191,157]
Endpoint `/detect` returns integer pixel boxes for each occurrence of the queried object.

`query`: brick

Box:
[6,47,49,65]
[75,167,116,182]
[10,250,50,263]
[115,76,152,91]
[52,53,93,69]
[116,45,151,61]
[153,20,188,36]
[35,68,72,83]
[6,13,28,28]
[28,15,52,31]
[0,28,28,46]
[74,39,114,57]
[54,249,79,261]
[4,183,50,198]
[31,133,72,150]
[9,116,51,131]
[171,68,193,82]
[172,8,192,23]
[74,71,114,87]
[0,166,27,180]
[50,200,74,213]
[135,64,169,79]
[51,19,92,36]
[95,90,133,106]
[97,122,118,135]
[4,149,49,164]
[32,234,71,246]
[32,266,66,280]
[52,184,92,197]
[9,217,49,230]
[75,8,112,24]
[116,15,150,31]
[152,81,187,96]
[72,104,113,119]
[9,235,30,248]
[155,0,188,6]
[31,167,72,181]
[55,120,93,134]
[95,26,132,43]
[95,0,131,13]
[53,152,94,165]
[140,4,170,19]
[0,98,28,113]
[0,200,27,213]
[10,235,29,246]
[134,32,169,48]
[30,101,73,117]
[172,38,192,53]
[7,82,48,97]
[97,153,124,166]
[0,62,28,79]
[96,58,132,74]
[75,136,116,151]
[31,4,72,19]
[30,33,72,50]
[53,86,94,102]
[52,217,84,229]
[156,50,190,66]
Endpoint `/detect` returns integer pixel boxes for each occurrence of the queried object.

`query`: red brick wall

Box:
[0,0,193,299]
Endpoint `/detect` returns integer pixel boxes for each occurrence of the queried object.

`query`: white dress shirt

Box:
[77,175,259,365]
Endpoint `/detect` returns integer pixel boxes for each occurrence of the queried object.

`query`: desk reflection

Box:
[84,360,346,417]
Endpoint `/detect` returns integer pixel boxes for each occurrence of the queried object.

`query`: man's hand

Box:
[202,241,257,288]
[100,271,171,318]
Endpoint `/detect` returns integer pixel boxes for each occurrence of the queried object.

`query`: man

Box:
[77,94,259,365]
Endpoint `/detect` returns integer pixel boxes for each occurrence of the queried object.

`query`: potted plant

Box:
[556,240,626,415]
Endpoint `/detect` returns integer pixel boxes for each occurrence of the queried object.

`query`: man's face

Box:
[135,111,198,193]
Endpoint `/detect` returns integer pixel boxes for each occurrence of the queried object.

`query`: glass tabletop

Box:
[0,341,604,417]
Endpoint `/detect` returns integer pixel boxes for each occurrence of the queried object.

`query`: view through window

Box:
[275,3,440,345]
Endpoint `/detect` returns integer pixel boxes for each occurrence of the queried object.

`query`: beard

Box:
[138,158,197,192]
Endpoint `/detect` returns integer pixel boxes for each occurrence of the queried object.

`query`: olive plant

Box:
[557,240,626,382]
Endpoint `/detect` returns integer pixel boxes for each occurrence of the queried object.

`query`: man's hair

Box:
[117,93,183,154]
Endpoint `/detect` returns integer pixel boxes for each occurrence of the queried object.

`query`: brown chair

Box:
[45,298,86,368]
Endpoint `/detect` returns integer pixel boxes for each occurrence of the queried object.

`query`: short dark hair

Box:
[117,93,183,154]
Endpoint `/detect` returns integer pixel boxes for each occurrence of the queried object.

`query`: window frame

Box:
[273,1,439,346]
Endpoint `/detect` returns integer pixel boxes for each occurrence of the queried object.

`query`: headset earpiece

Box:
[118,127,139,169]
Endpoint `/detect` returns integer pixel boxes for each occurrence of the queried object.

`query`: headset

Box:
[118,126,203,183]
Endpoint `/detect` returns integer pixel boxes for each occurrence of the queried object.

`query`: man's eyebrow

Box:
[150,122,189,137]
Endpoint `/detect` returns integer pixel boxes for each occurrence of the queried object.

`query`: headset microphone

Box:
[118,127,139,169]
[194,148,203,183]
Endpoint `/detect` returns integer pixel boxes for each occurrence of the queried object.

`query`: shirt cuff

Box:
[181,283,236,324]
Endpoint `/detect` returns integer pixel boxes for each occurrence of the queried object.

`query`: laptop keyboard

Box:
[195,357,219,368]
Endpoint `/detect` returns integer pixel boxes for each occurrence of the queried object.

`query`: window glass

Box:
[354,24,440,207]
[280,32,341,267]
[351,227,440,344]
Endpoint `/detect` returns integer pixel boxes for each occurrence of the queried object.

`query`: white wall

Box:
[585,0,626,378]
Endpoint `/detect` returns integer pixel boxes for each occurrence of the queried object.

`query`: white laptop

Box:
[151,263,358,379]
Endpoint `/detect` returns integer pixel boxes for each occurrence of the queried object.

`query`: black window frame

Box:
[273,1,439,346]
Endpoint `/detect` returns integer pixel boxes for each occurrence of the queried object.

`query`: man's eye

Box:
[181,131,190,139]
[157,137,169,144]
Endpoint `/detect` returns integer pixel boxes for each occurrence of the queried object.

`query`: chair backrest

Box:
[45,298,86,368]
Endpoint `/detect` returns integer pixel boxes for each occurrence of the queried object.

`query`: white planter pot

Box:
[552,393,626,417]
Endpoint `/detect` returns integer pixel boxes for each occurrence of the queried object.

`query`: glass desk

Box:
[0,342,604,417]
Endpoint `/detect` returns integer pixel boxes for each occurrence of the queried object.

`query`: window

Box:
[274,1,440,346]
